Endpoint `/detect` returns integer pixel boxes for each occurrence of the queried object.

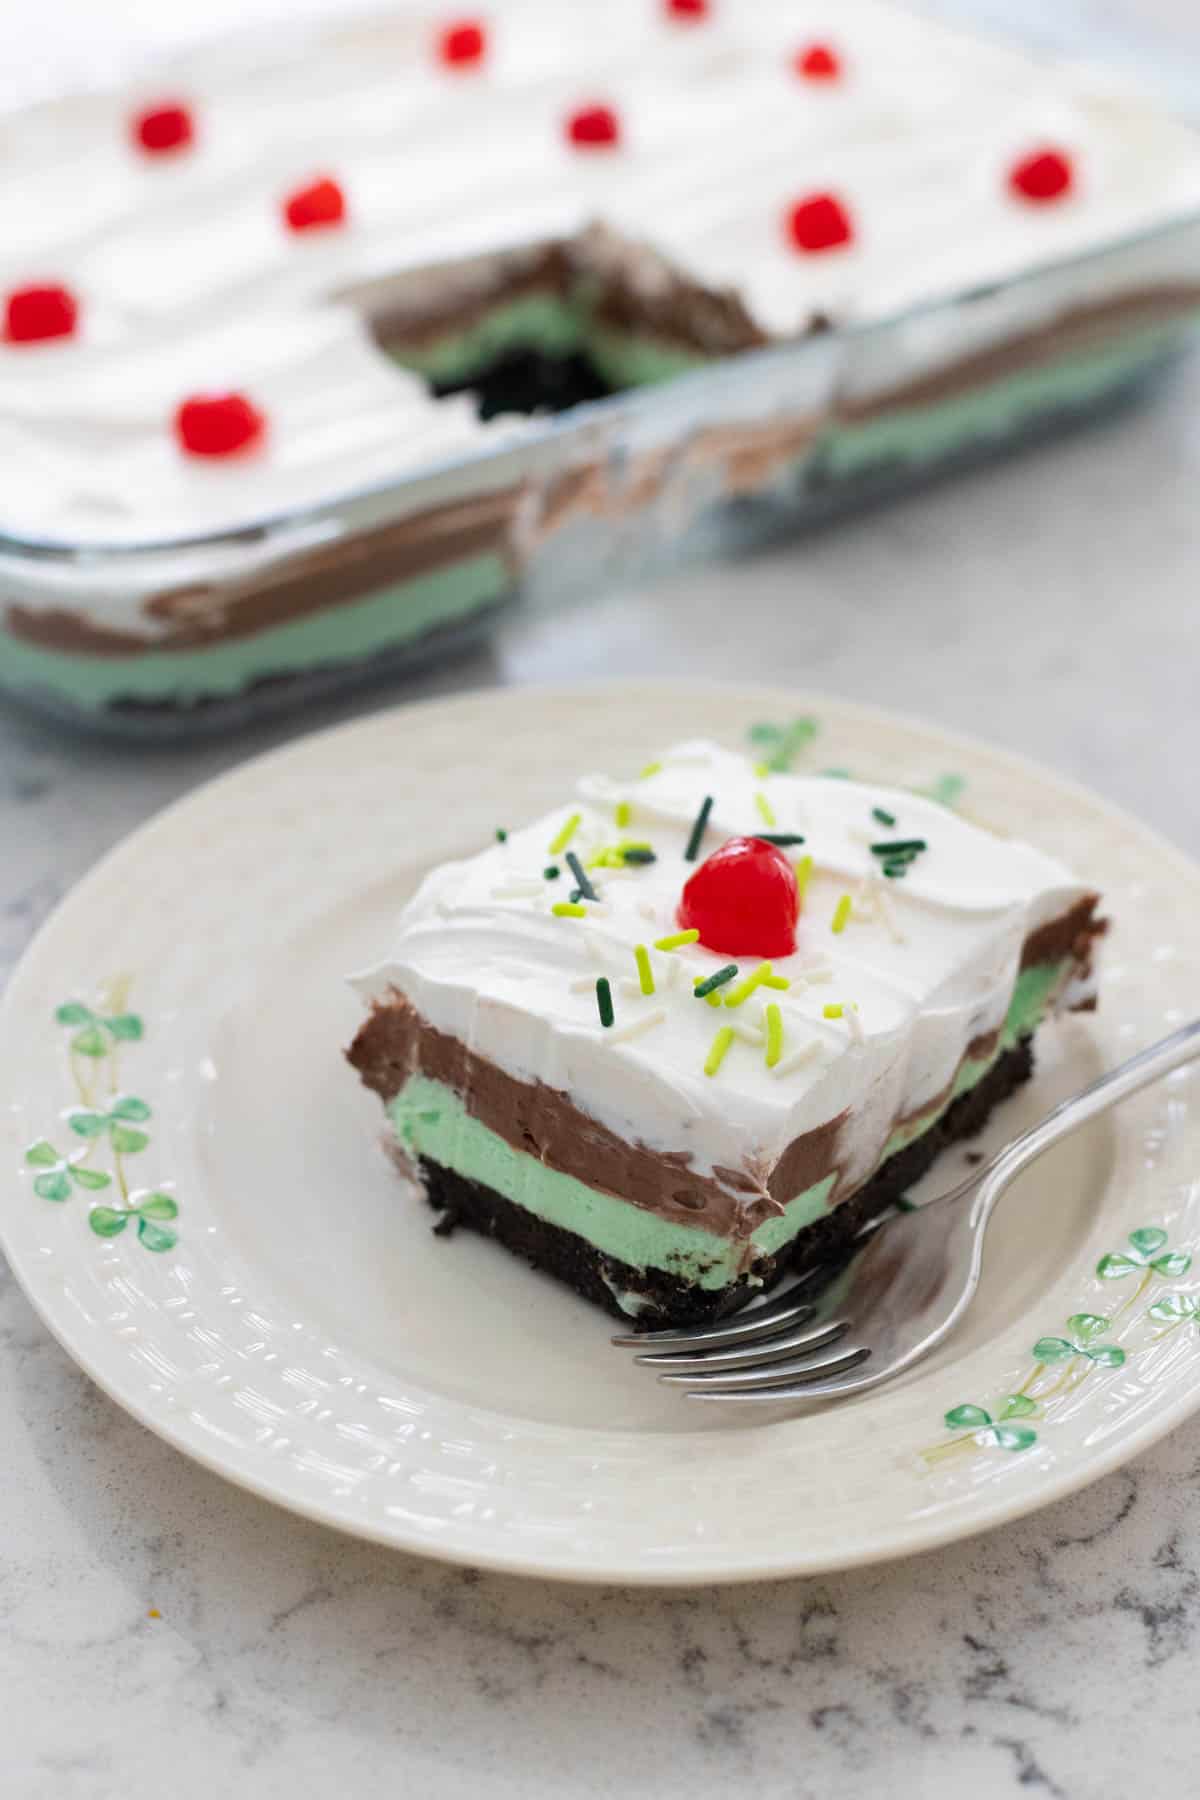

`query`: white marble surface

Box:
[7,2,1200,1796]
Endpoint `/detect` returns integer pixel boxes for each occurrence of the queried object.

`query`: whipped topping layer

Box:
[3,1,1200,552]
[355,740,1095,1204]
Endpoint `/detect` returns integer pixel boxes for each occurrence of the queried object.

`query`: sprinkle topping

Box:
[655,928,700,951]
[795,42,842,81]
[787,192,854,254]
[174,393,265,458]
[704,1026,735,1078]
[764,1002,784,1068]
[1009,146,1074,204]
[666,0,710,18]
[565,851,599,902]
[566,103,622,150]
[283,175,348,233]
[694,963,739,999]
[438,18,488,66]
[4,283,78,345]
[683,795,715,863]
[634,945,656,996]
[132,101,195,155]
[596,977,615,1029]
[548,812,582,856]
[831,894,852,934]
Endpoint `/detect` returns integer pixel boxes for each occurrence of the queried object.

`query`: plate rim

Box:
[4,674,1200,1586]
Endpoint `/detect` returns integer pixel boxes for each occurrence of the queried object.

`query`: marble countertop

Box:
[7,4,1200,1795]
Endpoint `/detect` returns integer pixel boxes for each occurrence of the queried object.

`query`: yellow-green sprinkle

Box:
[552,901,587,918]
[754,791,777,828]
[795,853,814,899]
[634,945,655,996]
[694,963,738,999]
[639,760,662,780]
[655,928,699,951]
[831,894,852,935]
[764,1002,784,1069]
[753,761,770,778]
[596,977,614,1029]
[823,1002,844,1020]
[704,1026,735,1077]
[548,812,582,856]
[615,800,631,828]
[761,973,791,991]
[704,991,722,1008]
[724,962,773,1008]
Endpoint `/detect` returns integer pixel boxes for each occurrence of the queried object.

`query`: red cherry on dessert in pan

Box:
[174,393,266,459]
[4,283,78,344]
[1009,146,1074,204]
[565,103,622,150]
[666,0,711,20]
[283,175,348,233]
[132,101,195,155]
[786,191,854,253]
[677,837,800,959]
[438,18,488,67]
[795,42,842,81]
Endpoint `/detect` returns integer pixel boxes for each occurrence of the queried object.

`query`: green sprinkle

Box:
[882,861,908,879]
[754,791,777,828]
[694,963,739,999]
[764,1002,783,1069]
[823,1003,844,1020]
[543,865,560,880]
[795,853,814,899]
[596,977,614,1029]
[552,902,587,918]
[495,828,508,843]
[634,945,655,997]
[871,807,896,828]
[621,848,657,866]
[655,928,699,951]
[870,839,927,857]
[831,894,852,934]
[704,1026,735,1077]
[565,851,598,902]
[639,760,662,780]
[615,800,631,828]
[683,795,714,863]
[755,833,806,847]
[761,974,791,991]
[724,962,773,1008]
[548,812,582,856]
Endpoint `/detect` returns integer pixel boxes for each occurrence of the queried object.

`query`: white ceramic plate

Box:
[4,680,1200,1585]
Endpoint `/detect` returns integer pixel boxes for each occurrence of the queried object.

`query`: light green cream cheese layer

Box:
[390,959,1071,1291]
[0,551,509,712]
[820,317,1199,481]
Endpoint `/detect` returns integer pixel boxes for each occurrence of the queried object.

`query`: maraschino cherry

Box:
[666,0,711,20]
[174,393,266,458]
[565,103,621,150]
[4,284,78,344]
[786,191,854,253]
[1008,147,1074,204]
[283,175,347,233]
[677,837,800,959]
[437,18,488,67]
[132,102,195,155]
[795,42,841,81]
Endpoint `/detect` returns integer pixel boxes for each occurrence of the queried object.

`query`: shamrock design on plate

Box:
[88,1191,179,1252]
[1033,1313,1126,1368]
[943,1393,1038,1452]
[55,999,143,1058]
[24,1139,112,1201]
[67,1095,152,1155]
[1097,1227,1192,1281]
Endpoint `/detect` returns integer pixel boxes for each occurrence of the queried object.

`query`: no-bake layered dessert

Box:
[348,741,1103,1327]
[5,0,1200,725]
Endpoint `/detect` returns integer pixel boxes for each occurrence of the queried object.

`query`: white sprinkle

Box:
[663,957,683,990]
[728,1022,765,1046]
[618,977,644,998]
[608,1007,667,1045]
[873,882,907,944]
[637,901,658,922]
[845,1006,865,1046]
[770,1041,822,1079]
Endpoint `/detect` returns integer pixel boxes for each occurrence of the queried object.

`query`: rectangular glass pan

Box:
[2,0,1200,738]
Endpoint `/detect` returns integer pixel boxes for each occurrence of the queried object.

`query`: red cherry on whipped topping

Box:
[666,0,711,20]
[132,101,195,155]
[795,42,841,81]
[4,283,78,344]
[283,175,347,233]
[565,103,621,150]
[1008,146,1074,204]
[786,191,854,253]
[438,18,487,66]
[677,837,799,959]
[174,393,266,459]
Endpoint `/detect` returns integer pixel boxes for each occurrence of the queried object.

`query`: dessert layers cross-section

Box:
[349,742,1103,1326]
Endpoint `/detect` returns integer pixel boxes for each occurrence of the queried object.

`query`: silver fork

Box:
[613,1019,1200,1405]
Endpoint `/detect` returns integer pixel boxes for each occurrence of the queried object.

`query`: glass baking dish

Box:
[3,1,1200,738]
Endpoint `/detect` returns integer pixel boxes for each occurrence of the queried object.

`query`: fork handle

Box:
[962,1017,1200,1219]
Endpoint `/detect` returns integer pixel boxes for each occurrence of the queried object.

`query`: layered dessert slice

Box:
[348,741,1103,1328]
